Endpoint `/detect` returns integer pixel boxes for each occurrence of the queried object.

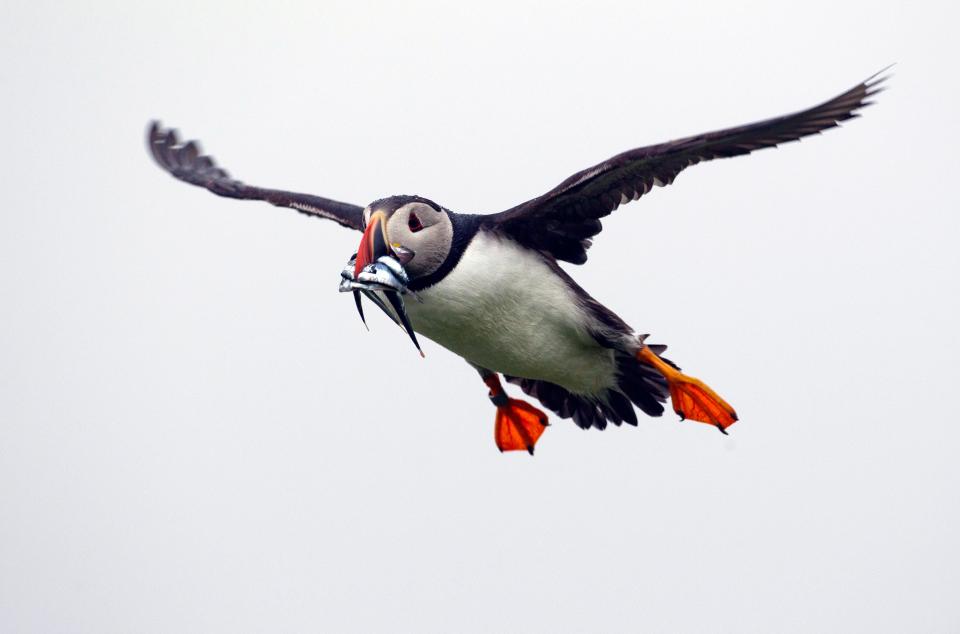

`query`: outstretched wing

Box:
[147,121,365,231]
[482,71,888,264]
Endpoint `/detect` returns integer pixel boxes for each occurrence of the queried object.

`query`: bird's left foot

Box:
[483,374,549,454]
[636,347,738,433]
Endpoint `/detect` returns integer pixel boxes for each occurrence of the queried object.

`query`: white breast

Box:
[404,231,618,396]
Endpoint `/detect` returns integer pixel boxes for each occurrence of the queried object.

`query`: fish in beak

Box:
[344,210,424,357]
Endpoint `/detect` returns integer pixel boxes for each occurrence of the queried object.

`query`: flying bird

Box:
[147,71,886,454]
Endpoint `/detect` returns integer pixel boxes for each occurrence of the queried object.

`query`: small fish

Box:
[356,259,409,291]
[372,256,410,286]
[339,254,423,356]
[383,289,424,358]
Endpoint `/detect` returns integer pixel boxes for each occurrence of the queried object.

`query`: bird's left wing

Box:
[147,121,365,231]
[481,71,888,264]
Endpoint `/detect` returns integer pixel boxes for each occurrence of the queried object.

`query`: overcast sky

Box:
[2,1,958,632]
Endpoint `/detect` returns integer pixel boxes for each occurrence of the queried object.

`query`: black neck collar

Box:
[408,211,481,291]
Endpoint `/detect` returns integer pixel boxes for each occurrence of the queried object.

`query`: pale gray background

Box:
[2,1,958,632]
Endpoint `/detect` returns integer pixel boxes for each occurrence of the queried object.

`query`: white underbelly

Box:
[404,231,617,396]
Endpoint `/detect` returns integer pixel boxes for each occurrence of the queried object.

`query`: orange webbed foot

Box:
[483,373,549,454]
[494,398,549,454]
[636,347,738,434]
[667,375,738,433]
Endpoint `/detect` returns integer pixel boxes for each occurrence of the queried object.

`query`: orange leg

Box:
[482,374,549,454]
[636,347,738,434]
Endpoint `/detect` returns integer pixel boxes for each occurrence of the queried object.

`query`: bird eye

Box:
[408,212,423,233]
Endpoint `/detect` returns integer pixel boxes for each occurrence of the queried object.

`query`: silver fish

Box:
[338,254,423,356]
[356,261,408,292]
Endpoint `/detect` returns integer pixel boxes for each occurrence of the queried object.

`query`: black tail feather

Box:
[503,348,670,431]
[616,352,668,418]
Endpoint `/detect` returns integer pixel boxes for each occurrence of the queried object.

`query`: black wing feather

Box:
[483,71,888,264]
[147,121,365,231]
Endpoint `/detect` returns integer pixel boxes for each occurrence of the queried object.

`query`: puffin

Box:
[147,71,885,454]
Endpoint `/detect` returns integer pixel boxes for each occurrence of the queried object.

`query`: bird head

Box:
[354,195,453,281]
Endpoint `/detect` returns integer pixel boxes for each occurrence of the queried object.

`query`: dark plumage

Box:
[482,71,887,264]
[147,122,365,230]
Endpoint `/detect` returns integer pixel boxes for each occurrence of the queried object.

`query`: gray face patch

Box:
[385,202,453,279]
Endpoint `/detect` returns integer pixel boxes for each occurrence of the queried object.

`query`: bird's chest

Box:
[404,232,615,394]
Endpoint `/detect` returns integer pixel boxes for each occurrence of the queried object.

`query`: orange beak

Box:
[354,211,389,278]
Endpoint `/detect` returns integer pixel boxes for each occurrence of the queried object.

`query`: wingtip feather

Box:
[866,63,896,85]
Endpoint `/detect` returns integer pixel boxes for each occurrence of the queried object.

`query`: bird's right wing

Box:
[147,121,365,231]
